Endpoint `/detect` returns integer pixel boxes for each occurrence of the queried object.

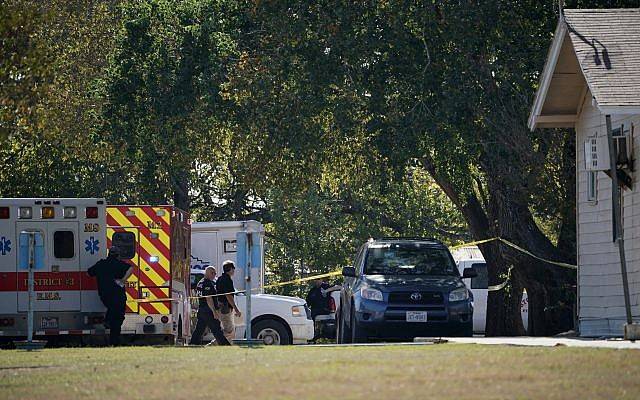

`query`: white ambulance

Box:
[191,221,314,345]
[0,198,107,341]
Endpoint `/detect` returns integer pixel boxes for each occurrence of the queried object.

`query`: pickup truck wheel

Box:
[252,319,292,345]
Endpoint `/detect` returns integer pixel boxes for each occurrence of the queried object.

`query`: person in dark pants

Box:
[88,246,132,346]
[190,266,231,346]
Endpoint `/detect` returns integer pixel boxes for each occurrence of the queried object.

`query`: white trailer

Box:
[191,221,314,345]
[0,198,107,341]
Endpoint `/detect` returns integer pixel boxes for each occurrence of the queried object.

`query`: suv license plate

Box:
[41,317,59,329]
[406,311,427,323]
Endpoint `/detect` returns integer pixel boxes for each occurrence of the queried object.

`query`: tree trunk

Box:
[422,154,575,336]
[172,169,190,212]
[422,156,524,335]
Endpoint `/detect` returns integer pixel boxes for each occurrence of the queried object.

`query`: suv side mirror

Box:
[342,266,356,277]
[462,268,478,279]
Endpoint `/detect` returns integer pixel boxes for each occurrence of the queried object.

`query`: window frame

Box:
[470,262,488,290]
[53,230,75,260]
[587,170,598,202]
[111,231,136,260]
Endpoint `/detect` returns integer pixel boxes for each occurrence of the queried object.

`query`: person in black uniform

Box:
[306,279,341,320]
[190,266,231,346]
[87,246,133,346]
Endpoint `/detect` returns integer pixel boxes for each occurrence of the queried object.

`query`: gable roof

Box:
[529,8,640,130]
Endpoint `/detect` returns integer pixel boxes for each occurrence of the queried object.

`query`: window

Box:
[364,243,457,276]
[587,171,597,202]
[470,263,488,289]
[223,240,237,253]
[53,231,75,259]
[612,125,631,167]
[190,272,204,290]
[111,231,136,259]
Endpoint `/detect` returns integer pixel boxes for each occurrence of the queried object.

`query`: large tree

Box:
[225,0,582,335]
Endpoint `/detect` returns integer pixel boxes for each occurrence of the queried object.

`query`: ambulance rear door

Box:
[16,221,49,312]
[47,221,80,312]
[108,227,141,314]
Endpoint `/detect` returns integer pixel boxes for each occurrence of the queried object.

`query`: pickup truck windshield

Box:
[364,243,457,276]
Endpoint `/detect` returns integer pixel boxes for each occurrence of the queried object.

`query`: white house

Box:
[529,8,640,337]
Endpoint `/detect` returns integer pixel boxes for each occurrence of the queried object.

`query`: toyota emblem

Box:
[410,292,422,301]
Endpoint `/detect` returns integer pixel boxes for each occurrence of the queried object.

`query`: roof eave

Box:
[597,105,640,115]
[528,20,567,131]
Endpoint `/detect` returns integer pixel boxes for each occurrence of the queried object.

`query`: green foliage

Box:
[101,0,243,207]
[0,1,121,197]
[0,1,53,140]
[8,0,633,322]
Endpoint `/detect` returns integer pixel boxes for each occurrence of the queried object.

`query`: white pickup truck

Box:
[451,246,528,333]
[190,221,314,345]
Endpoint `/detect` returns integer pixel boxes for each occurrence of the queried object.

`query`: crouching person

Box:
[190,266,231,346]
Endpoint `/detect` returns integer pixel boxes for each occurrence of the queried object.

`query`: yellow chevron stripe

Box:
[139,302,171,315]
[138,253,165,286]
[139,287,171,315]
[153,206,172,228]
[136,207,170,250]
[108,209,164,286]
[138,235,170,279]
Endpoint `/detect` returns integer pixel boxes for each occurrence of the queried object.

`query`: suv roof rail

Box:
[372,236,444,243]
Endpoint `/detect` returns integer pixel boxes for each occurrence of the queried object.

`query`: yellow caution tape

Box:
[135,236,574,302]
[262,270,342,289]
[487,266,513,292]
[449,237,499,250]
[134,270,343,303]
[498,238,576,269]
[451,237,576,269]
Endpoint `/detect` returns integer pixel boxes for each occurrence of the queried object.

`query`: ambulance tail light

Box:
[85,207,98,219]
[41,206,55,219]
[0,207,9,219]
[0,317,14,327]
[19,207,32,219]
[161,316,169,323]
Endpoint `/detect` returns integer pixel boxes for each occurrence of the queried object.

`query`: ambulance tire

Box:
[252,319,291,346]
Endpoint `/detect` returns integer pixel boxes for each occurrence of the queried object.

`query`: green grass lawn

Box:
[1,343,639,400]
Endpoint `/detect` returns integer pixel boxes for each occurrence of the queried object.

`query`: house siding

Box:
[576,92,640,337]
